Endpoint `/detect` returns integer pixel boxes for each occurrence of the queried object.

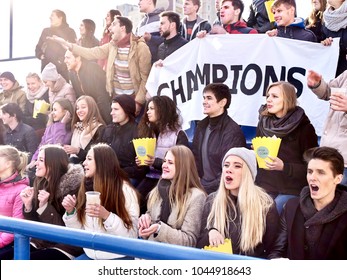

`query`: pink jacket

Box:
[0,172,30,248]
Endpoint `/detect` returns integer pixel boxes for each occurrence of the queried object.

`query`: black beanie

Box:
[0,72,16,83]
[113,94,136,118]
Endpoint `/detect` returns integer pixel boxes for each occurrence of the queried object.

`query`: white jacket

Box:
[63,183,139,259]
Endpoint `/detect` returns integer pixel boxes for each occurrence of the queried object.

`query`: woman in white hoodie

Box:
[62,143,140,260]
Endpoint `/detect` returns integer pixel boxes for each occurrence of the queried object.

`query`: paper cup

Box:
[331,87,347,97]
[85,191,101,205]
[252,136,282,168]
[133,138,156,165]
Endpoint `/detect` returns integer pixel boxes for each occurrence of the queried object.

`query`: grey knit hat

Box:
[41,63,59,81]
[222,147,257,180]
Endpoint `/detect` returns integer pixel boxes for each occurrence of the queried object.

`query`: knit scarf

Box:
[299,186,347,249]
[158,179,172,224]
[323,2,347,32]
[116,33,131,48]
[26,85,48,103]
[70,121,102,156]
[257,105,305,138]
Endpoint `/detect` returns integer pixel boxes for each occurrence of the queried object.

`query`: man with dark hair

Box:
[180,0,211,41]
[269,146,347,260]
[0,103,39,161]
[198,0,258,36]
[266,0,317,42]
[0,71,26,111]
[192,83,246,194]
[49,16,151,116]
[155,11,188,65]
[64,50,111,124]
[136,0,165,64]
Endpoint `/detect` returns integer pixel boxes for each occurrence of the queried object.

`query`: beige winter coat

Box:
[71,34,151,105]
[311,71,347,166]
[146,187,206,247]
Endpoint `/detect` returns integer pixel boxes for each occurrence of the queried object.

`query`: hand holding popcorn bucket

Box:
[33,99,50,118]
[252,136,282,168]
[132,138,156,165]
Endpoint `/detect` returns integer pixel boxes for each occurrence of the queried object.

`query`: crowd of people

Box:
[1,0,347,260]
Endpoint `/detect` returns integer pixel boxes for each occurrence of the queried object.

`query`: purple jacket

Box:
[32,122,72,162]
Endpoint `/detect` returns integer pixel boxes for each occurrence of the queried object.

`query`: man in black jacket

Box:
[155,11,188,67]
[192,83,246,194]
[64,50,111,124]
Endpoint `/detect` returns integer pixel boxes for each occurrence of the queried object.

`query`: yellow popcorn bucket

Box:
[132,138,156,165]
[33,99,50,118]
[252,136,282,169]
[265,0,275,23]
[203,239,233,254]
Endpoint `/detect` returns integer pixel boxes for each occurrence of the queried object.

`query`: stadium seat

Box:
[240,125,257,149]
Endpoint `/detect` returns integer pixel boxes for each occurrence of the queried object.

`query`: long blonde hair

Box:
[206,159,273,253]
[0,145,28,178]
[307,0,326,28]
[147,145,206,226]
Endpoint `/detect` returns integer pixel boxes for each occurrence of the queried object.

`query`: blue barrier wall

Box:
[0,216,261,260]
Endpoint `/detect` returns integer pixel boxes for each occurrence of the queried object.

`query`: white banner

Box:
[146,34,340,136]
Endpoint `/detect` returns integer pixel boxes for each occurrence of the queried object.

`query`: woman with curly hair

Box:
[136,95,189,214]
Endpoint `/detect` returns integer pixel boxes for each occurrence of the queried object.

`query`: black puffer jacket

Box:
[247,0,273,33]
[322,25,347,76]
[157,34,188,60]
[276,17,317,42]
[192,111,246,194]
[100,121,147,181]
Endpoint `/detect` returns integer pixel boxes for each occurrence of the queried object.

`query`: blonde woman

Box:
[138,145,206,247]
[0,146,29,259]
[196,147,279,259]
[24,72,49,131]
[305,0,327,42]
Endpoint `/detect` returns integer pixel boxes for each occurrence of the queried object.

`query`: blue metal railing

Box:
[0,216,261,260]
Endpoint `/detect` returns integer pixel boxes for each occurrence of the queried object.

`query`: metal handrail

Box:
[0,216,260,260]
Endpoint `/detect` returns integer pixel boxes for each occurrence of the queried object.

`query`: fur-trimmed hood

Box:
[56,163,84,199]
